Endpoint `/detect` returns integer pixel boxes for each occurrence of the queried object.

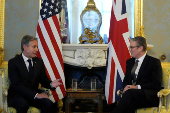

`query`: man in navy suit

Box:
[112,36,162,113]
[8,35,62,113]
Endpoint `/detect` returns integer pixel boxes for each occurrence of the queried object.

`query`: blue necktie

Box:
[27,59,33,80]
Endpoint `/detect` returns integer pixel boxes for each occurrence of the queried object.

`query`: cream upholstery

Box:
[1,61,41,113]
[0,68,4,113]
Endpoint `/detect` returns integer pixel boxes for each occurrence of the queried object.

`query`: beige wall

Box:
[144,0,170,62]
[4,0,170,62]
[4,0,39,61]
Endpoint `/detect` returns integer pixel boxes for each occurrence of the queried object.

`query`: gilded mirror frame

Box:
[0,1,5,112]
[0,0,143,65]
[0,0,5,65]
[134,0,144,37]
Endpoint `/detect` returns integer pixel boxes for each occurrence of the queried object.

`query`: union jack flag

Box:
[105,0,131,104]
[36,0,66,102]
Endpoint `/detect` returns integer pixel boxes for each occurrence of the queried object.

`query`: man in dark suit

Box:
[111,36,162,113]
[8,35,62,113]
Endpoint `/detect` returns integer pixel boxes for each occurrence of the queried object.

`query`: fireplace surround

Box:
[62,44,108,89]
[62,44,112,112]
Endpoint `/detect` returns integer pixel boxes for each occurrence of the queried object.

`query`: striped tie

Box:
[131,60,139,85]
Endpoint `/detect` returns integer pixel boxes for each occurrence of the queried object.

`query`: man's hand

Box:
[123,85,138,93]
[36,93,49,99]
[51,79,62,88]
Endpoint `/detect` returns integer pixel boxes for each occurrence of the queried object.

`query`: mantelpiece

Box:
[62,44,108,69]
[62,44,153,69]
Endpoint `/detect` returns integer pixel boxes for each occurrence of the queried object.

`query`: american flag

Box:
[105,0,131,104]
[36,0,66,102]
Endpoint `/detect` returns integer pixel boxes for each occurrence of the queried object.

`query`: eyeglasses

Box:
[129,46,139,49]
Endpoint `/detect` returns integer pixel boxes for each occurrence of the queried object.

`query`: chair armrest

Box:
[157,89,170,113]
[2,77,8,113]
[0,69,4,113]
[3,90,8,97]
[157,89,170,98]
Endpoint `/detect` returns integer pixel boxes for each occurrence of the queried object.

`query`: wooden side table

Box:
[65,89,103,113]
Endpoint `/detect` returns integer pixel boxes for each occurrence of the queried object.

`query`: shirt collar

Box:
[22,53,32,62]
[136,53,146,63]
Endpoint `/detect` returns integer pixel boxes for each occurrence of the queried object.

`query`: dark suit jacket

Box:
[123,54,162,104]
[7,54,55,105]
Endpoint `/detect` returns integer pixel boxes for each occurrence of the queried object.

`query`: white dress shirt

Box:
[22,53,33,71]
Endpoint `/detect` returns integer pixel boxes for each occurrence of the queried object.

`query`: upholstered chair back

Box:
[137,62,170,113]
[1,61,40,113]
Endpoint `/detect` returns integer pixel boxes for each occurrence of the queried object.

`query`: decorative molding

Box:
[62,44,108,69]
[75,49,105,69]
[135,0,143,37]
[81,0,100,15]
[0,0,5,65]
[62,44,108,50]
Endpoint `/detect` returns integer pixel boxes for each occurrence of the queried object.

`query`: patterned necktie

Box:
[131,59,139,85]
[27,59,33,80]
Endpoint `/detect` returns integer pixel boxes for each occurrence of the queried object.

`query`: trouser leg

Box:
[9,96,29,113]
[111,89,136,113]
[31,98,58,113]
[111,89,158,113]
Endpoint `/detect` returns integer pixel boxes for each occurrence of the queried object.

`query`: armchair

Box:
[1,60,64,113]
[117,62,170,113]
[0,61,41,113]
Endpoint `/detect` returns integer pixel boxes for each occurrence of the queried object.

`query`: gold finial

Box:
[82,0,99,13]
[86,0,96,9]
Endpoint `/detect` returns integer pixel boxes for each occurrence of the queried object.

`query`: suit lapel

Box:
[19,54,30,80]
[136,55,149,81]
[129,58,135,83]
[32,58,38,84]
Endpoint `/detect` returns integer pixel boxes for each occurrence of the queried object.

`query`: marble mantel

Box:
[62,44,108,69]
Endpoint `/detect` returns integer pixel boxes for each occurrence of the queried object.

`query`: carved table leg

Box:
[65,98,69,113]
[98,99,103,113]
[65,96,75,113]
[92,95,103,113]
[66,103,71,113]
